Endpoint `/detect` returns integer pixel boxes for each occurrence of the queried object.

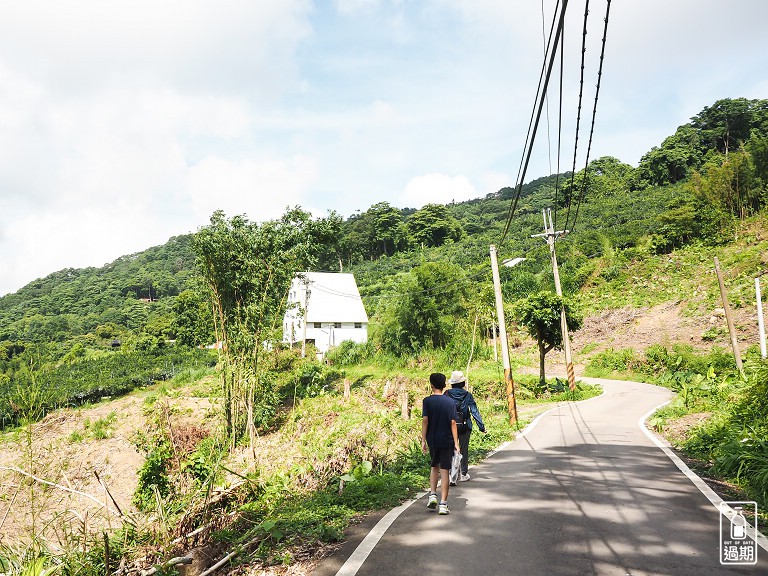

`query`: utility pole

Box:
[532,208,575,390]
[301,278,311,358]
[490,245,518,425]
[714,257,743,374]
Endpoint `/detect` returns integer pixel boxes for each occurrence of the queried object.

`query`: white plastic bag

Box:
[449,450,462,484]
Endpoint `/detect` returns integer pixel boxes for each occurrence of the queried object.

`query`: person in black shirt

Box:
[421,372,460,515]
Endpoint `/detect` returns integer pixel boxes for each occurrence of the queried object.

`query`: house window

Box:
[354,322,362,329]
[334,322,341,328]
[314,322,321,328]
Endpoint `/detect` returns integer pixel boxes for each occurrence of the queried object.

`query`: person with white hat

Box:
[444,370,486,483]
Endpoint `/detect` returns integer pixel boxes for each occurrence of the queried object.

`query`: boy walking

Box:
[421,372,461,515]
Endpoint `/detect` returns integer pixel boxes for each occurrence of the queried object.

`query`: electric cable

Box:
[553,12,566,232]
[541,0,553,179]
[498,0,569,248]
[561,0,591,234]
[567,0,612,234]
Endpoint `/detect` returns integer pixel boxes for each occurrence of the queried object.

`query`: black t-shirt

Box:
[422,393,457,449]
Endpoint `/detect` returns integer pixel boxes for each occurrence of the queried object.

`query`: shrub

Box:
[285,363,344,400]
[586,347,639,374]
[133,441,173,511]
[326,341,373,366]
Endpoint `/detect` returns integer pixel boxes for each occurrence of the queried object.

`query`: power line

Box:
[566,0,613,234]
[498,0,570,248]
[560,0,591,234]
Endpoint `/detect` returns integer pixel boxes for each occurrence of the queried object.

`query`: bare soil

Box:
[534,299,761,373]
[0,386,216,547]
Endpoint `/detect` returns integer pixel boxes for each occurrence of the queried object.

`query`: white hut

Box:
[283,272,369,355]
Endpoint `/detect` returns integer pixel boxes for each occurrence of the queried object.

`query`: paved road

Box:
[315,378,768,575]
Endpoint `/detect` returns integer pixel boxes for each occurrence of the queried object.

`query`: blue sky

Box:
[1,0,767,296]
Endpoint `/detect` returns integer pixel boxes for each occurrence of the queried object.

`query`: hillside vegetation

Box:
[0,97,767,574]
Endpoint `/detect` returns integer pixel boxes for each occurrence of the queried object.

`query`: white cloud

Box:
[0,1,312,99]
[400,173,479,209]
[1,0,767,297]
[335,0,384,15]
[185,156,319,223]
[2,206,174,296]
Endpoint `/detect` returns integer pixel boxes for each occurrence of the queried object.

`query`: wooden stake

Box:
[714,257,744,374]
[757,277,767,359]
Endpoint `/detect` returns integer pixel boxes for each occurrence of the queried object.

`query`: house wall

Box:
[306,324,368,353]
[284,322,367,353]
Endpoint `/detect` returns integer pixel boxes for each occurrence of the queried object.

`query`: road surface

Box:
[314,378,768,575]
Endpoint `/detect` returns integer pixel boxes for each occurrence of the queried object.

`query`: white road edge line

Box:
[639,400,768,553]
[334,387,608,576]
[333,497,420,576]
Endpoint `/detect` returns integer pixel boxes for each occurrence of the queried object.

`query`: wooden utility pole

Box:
[532,208,575,390]
[714,257,744,374]
[756,277,767,360]
[490,245,518,425]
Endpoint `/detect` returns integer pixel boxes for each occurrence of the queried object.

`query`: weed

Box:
[67,430,84,443]
[133,441,173,511]
[88,412,117,440]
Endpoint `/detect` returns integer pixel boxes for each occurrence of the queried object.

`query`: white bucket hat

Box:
[448,370,466,385]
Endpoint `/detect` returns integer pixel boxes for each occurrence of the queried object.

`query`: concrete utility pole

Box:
[714,257,743,374]
[756,277,767,360]
[489,245,518,425]
[301,279,311,358]
[532,208,575,390]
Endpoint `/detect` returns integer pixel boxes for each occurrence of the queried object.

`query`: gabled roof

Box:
[300,272,368,323]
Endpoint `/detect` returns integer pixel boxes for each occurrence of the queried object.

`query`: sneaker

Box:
[427,493,438,509]
[449,479,457,486]
[459,473,471,482]
[438,502,450,515]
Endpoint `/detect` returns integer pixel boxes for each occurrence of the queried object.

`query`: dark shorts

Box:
[429,446,454,470]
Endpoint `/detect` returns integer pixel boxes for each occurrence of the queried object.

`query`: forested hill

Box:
[1,96,767,349]
[0,234,196,344]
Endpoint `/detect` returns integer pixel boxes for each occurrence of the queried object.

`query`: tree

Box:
[193,208,337,446]
[512,291,582,387]
[692,98,757,155]
[376,261,469,355]
[636,125,702,187]
[334,203,405,266]
[171,289,213,347]
[564,156,634,200]
[405,204,464,248]
[686,149,762,230]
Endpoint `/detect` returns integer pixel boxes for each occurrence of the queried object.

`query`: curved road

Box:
[315,378,767,575]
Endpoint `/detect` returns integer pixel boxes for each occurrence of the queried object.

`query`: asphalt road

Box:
[314,378,768,575]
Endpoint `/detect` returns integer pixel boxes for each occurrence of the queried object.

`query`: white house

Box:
[283,272,369,355]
